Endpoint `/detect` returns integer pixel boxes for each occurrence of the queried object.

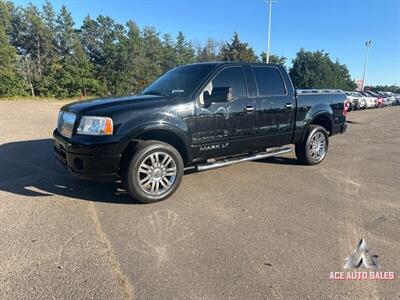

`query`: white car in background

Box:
[358,91,377,108]
[365,91,385,107]
[353,92,367,109]
[350,92,369,109]
[378,91,395,105]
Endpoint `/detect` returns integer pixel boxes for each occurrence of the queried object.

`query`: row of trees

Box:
[0,1,356,98]
[366,85,400,94]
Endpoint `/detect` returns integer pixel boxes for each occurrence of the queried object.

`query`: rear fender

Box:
[302,109,333,141]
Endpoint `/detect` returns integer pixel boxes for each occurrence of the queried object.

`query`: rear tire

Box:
[122,140,184,203]
[295,125,329,165]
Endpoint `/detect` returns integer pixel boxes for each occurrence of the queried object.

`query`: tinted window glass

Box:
[142,64,215,97]
[252,67,286,96]
[212,67,247,97]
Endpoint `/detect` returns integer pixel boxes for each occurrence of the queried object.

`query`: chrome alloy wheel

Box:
[309,131,327,161]
[137,151,177,196]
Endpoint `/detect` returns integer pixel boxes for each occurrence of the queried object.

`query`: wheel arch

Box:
[302,112,333,141]
[120,125,191,167]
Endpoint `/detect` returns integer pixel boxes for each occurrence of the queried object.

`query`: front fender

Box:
[127,122,190,143]
[117,121,192,162]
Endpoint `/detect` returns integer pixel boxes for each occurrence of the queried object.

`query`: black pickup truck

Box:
[54,62,347,203]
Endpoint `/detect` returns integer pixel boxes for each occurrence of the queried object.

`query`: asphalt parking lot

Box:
[0,101,399,299]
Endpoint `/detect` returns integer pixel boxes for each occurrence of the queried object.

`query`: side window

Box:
[211,67,247,98]
[252,67,286,96]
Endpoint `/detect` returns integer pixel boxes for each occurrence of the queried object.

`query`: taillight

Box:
[343,99,350,116]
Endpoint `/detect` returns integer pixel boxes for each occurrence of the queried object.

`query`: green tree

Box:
[41,1,57,58]
[10,3,57,96]
[367,85,400,94]
[260,52,286,65]
[42,1,56,33]
[0,0,25,96]
[1,0,14,34]
[159,32,195,72]
[51,39,99,98]
[115,20,145,94]
[81,15,126,94]
[174,31,195,66]
[160,33,176,72]
[49,5,99,97]
[289,48,356,90]
[1,1,367,98]
[220,32,258,62]
[196,38,221,62]
[55,5,74,57]
[330,59,356,91]
[140,26,163,89]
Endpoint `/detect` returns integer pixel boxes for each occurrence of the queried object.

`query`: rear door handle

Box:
[244,106,254,113]
[284,103,293,110]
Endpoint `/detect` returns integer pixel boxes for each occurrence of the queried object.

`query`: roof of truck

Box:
[187,61,281,67]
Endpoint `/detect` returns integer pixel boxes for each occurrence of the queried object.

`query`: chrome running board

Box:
[195,147,292,171]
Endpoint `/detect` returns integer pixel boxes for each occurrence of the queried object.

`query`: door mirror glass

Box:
[204,87,233,105]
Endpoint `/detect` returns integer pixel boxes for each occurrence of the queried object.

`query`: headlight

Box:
[57,111,77,138]
[76,116,113,136]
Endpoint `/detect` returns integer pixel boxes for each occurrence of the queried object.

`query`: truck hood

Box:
[61,94,174,115]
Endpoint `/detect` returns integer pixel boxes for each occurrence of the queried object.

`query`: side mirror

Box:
[204,87,233,105]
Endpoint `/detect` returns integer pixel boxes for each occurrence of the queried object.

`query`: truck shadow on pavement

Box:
[0,138,300,203]
[0,139,140,204]
[255,156,301,166]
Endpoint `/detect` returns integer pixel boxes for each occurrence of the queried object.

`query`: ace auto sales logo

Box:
[330,239,395,281]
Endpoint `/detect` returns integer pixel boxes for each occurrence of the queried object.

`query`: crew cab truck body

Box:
[54,62,347,203]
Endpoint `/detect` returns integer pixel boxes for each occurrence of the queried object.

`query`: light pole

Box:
[361,40,372,91]
[266,0,275,63]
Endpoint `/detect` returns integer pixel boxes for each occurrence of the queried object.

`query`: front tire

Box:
[122,140,184,203]
[295,125,329,165]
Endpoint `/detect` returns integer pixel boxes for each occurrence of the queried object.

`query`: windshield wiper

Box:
[142,90,171,97]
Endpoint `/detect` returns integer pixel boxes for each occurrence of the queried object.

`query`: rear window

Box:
[252,66,286,96]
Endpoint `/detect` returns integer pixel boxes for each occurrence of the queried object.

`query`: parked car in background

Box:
[359,91,378,108]
[365,91,384,107]
[377,91,395,106]
[373,91,388,106]
[353,92,367,109]
[345,91,359,111]
[394,94,400,106]
[381,96,391,107]
[379,92,396,105]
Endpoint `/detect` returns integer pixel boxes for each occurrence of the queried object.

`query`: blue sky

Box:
[13,0,400,85]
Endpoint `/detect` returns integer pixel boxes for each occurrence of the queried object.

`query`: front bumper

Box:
[53,130,122,181]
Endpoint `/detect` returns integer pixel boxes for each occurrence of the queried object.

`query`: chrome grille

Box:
[57,111,76,138]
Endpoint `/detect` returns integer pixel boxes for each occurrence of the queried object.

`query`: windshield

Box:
[142,64,216,97]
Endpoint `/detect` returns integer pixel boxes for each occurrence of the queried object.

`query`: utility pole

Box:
[361,40,372,91]
[266,0,275,63]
